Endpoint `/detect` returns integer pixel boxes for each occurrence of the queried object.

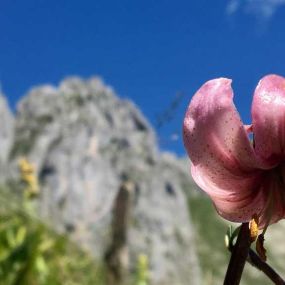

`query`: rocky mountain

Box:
[1,77,201,285]
[0,93,14,182]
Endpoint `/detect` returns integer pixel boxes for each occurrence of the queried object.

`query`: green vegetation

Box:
[134,254,149,285]
[189,195,229,284]
[0,185,105,285]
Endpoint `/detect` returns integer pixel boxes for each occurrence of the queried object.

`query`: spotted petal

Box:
[183,78,264,222]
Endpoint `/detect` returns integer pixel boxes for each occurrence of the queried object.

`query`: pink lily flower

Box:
[183,75,285,228]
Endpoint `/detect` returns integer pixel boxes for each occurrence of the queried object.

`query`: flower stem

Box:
[224,223,251,285]
[248,249,285,285]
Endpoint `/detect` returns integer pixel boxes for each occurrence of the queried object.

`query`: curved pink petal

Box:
[183,78,264,221]
[252,74,285,167]
[191,164,266,223]
[193,163,285,226]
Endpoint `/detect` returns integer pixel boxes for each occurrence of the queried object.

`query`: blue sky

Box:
[1,0,285,155]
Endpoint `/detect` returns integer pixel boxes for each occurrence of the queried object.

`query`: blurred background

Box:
[1,0,285,284]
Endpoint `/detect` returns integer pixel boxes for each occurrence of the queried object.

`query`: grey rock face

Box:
[12,76,201,285]
[0,94,14,181]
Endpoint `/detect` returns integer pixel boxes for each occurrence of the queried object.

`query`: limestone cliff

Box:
[5,77,200,285]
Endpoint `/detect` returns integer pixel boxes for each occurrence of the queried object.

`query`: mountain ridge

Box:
[0,76,201,285]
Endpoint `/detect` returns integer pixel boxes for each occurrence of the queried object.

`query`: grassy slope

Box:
[0,186,105,285]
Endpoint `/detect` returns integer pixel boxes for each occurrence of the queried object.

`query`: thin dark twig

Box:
[226,225,285,285]
[224,223,251,285]
[248,249,285,285]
